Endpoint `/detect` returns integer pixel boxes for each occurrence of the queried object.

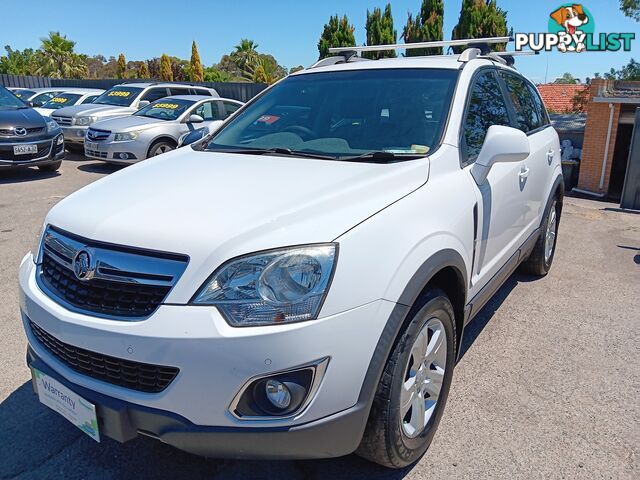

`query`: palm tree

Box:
[35,32,87,78]
[232,38,259,76]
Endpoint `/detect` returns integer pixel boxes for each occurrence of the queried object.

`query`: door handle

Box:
[546,149,554,164]
[519,166,530,179]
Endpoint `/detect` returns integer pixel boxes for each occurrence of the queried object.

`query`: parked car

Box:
[34,88,104,117]
[52,83,218,151]
[19,41,563,468]
[85,95,243,163]
[8,87,65,107]
[0,85,64,171]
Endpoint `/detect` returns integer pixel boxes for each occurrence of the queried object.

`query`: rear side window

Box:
[500,73,542,133]
[82,95,99,104]
[462,71,511,164]
[169,87,190,96]
[191,88,211,96]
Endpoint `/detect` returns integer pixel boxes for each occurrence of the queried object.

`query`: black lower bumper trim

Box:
[27,346,368,460]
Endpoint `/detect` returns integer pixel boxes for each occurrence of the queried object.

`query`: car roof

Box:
[160,95,211,102]
[8,87,63,92]
[113,82,214,89]
[292,55,465,76]
[56,88,105,94]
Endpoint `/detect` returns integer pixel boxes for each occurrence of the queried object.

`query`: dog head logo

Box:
[549,4,591,52]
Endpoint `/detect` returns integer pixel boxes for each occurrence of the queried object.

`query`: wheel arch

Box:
[147,135,178,157]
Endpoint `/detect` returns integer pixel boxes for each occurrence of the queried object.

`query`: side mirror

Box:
[138,100,150,108]
[26,101,35,108]
[188,114,204,124]
[471,125,530,185]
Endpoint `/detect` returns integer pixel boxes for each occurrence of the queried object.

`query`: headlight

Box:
[45,117,59,133]
[75,116,96,126]
[192,244,338,327]
[114,131,140,141]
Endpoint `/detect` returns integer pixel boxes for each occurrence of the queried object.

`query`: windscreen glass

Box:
[93,86,143,106]
[207,69,458,160]
[41,93,82,110]
[134,99,195,121]
[0,87,28,110]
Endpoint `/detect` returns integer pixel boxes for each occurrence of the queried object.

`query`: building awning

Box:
[593,80,640,104]
[549,113,587,133]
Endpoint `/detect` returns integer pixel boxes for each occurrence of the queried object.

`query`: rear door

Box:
[498,71,557,234]
[461,69,531,292]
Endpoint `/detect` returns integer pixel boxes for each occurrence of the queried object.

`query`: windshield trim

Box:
[202,67,461,164]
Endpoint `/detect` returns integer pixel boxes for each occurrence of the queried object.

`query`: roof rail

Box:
[327,36,511,54]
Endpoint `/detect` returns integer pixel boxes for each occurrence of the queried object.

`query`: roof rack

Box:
[327,36,511,55]
[308,53,370,69]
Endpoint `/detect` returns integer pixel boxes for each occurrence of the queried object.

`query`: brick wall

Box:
[577,79,621,193]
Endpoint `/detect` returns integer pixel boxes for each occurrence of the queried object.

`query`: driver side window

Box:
[462,71,511,166]
[193,101,222,121]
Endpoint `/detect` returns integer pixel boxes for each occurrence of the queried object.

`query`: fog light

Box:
[76,130,84,137]
[265,379,291,410]
[119,152,129,160]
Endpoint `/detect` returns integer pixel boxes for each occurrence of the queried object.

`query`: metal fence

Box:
[0,75,267,102]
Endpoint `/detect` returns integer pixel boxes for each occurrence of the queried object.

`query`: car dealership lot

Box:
[0,157,638,479]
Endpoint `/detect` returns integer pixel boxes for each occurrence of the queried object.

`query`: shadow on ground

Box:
[0,274,528,479]
[0,168,60,185]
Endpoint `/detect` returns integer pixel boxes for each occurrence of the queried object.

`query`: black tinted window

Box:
[501,73,541,132]
[528,83,550,127]
[169,87,190,96]
[191,88,211,96]
[463,71,511,163]
[141,88,169,102]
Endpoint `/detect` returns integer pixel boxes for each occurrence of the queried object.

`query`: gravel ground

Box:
[0,156,638,479]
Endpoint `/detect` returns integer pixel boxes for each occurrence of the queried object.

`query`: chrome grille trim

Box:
[52,115,72,126]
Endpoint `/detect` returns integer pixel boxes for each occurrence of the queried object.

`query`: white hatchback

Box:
[19,39,562,468]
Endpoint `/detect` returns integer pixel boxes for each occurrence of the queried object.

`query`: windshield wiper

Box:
[338,151,422,163]
[210,147,337,160]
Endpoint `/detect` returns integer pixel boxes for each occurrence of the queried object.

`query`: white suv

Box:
[19,42,562,468]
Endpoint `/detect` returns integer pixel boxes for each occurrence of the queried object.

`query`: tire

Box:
[37,160,61,172]
[520,196,560,276]
[148,140,175,158]
[357,289,456,469]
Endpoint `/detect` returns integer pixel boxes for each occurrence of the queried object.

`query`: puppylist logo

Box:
[515,4,635,53]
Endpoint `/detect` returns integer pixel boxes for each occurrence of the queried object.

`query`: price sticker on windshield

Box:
[51,97,68,104]
[15,93,22,98]
[107,91,131,97]
[153,103,179,109]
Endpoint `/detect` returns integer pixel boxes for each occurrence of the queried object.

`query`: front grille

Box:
[85,149,108,158]
[40,252,171,317]
[87,128,110,141]
[0,126,45,136]
[29,320,179,393]
[52,115,72,126]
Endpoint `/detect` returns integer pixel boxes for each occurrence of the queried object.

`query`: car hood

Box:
[90,115,165,132]
[34,107,54,117]
[46,148,429,297]
[0,107,45,129]
[54,104,135,118]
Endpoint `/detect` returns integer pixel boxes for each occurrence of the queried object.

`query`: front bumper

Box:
[0,134,65,168]
[60,125,88,145]
[19,255,394,456]
[84,138,146,164]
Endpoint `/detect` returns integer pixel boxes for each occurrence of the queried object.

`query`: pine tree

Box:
[364,4,397,59]
[190,41,204,82]
[317,14,356,59]
[160,54,173,81]
[137,62,149,79]
[402,0,445,56]
[451,0,509,53]
[116,53,126,79]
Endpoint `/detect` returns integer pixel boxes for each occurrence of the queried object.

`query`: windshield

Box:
[134,98,194,121]
[207,69,458,161]
[11,89,35,100]
[41,93,82,110]
[0,86,28,110]
[93,86,143,106]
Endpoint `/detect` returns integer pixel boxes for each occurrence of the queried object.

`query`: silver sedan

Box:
[84,95,243,164]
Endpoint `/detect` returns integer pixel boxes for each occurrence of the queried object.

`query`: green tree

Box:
[620,0,640,21]
[451,0,509,53]
[203,66,233,82]
[602,58,640,81]
[289,65,304,74]
[244,54,287,84]
[0,46,38,75]
[116,53,126,79]
[137,62,150,78]
[160,53,173,81]
[402,0,445,56]
[232,39,259,76]
[317,14,356,59]
[34,32,88,78]
[554,72,580,84]
[363,4,397,59]
[190,41,204,82]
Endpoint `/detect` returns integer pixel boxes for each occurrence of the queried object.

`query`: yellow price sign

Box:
[51,97,69,104]
[153,103,179,109]
[107,91,131,97]
[15,94,22,98]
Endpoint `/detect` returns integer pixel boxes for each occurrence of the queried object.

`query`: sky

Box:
[1,0,638,83]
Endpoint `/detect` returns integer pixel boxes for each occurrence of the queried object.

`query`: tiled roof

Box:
[537,84,588,113]
[598,80,640,99]
[549,113,587,133]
